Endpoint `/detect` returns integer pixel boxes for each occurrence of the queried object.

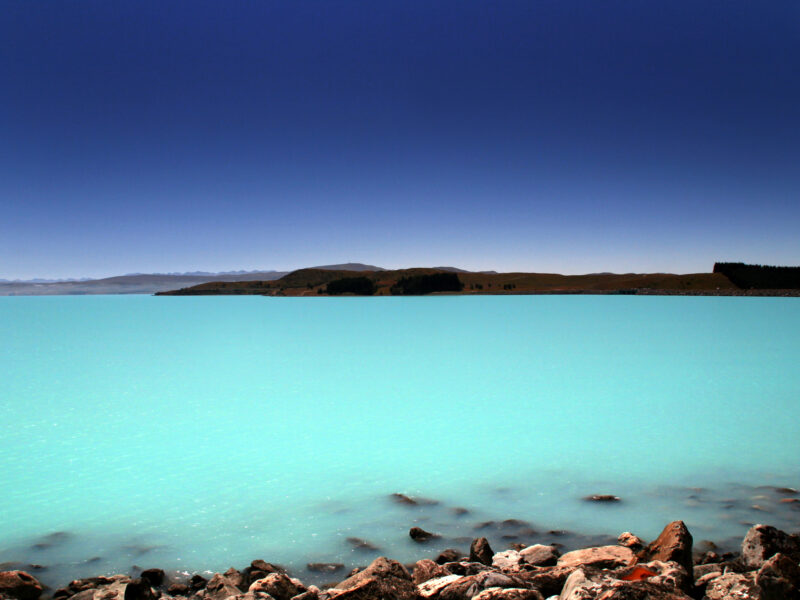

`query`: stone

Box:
[703,572,758,600]
[615,561,690,592]
[248,574,304,600]
[417,575,462,598]
[329,576,418,600]
[123,579,155,600]
[583,495,620,503]
[518,567,576,599]
[390,494,439,507]
[412,560,449,585]
[0,572,44,600]
[441,563,494,577]
[205,574,242,600]
[335,557,412,591]
[492,551,522,571]
[167,584,190,597]
[251,562,285,575]
[435,551,462,565]
[472,589,543,600]
[139,570,165,588]
[644,521,693,575]
[617,533,645,552]
[558,568,692,600]
[222,568,246,591]
[556,546,635,570]
[756,552,800,600]
[470,539,494,566]
[291,591,319,600]
[519,546,560,567]
[189,575,208,592]
[410,528,438,543]
[742,524,800,568]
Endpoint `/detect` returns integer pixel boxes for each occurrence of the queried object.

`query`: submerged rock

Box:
[435,550,462,565]
[390,494,439,507]
[306,564,344,574]
[410,527,439,543]
[346,538,380,552]
[583,495,621,503]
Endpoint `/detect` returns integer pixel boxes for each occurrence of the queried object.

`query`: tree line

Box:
[713,262,800,289]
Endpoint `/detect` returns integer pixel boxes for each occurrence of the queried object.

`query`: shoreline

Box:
[2,520,798,600]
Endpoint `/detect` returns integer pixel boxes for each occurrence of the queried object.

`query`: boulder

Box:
[470,539,494,566]
[492,551,522,571]
[123,579,155,600]
[139,570,165,588]
[519,546,560,567]
[412,560,449,585]
[335,557,412,591]
[189,575,209,592]
[329,576,418,600]
[248,574,305,600]
[703,572,758,600]
[517,567,576,599]
[755,552,800,600]
[417,575,462,599]
[557,546,635,570]
[223,568,246,591]
[0,572,44,600]
[410,528,438,543]
[742,524,800,568]
[558,568,692,600]
[167,584,190,597]
[441,563,494,577]
[644,521,693,575]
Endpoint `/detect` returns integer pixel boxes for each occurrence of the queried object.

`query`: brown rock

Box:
[412,560,449,585]
[329,576,418,600]
[644,521,693,574]
[123,579,155,600]
[517,566,575,598]
[248,573,304,600]
[435,550,462,565]
[756,552,800,600]
[557,546,636,569]
[491,551,522,571]
[0,572,43,600]
[470,539,494,566]
[205,574,241,600]
[559,568,692,600]
[167,584,189,597]
[223,568,246,592]
[335,557,412,591]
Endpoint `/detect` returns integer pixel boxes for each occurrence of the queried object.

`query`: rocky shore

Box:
[2,521,799,600]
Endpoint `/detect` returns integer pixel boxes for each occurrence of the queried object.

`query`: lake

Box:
[1,295,798,587]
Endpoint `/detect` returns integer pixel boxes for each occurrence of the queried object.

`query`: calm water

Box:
[1,295,799,586]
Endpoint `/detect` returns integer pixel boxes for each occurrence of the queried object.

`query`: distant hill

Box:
[0,271,288,296]
[158,267,748,297]
[310,263,386,271]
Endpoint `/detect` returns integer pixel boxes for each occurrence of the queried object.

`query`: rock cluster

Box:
[2,522,799,600]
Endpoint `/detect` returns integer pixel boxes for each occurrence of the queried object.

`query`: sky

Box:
[2,0,799,279]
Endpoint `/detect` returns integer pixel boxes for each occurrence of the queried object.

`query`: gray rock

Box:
[703,572,758,600]
[742,524,800,569]
[417,575,462,599]
[519,546,560,567]
[492,551,522,571]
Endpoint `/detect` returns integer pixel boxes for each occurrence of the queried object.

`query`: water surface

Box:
[1,295,798,586]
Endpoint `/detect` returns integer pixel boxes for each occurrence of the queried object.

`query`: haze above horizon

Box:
[2,1,799,280]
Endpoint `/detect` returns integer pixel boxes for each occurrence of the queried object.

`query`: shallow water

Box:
[1,295,798,587]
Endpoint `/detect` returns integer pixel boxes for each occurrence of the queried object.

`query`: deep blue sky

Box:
[2,1,799,278]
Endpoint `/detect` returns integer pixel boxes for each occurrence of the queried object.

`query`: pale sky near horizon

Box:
[2,1,799,279]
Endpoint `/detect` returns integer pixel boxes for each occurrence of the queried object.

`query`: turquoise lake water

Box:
[1,295,799,586]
